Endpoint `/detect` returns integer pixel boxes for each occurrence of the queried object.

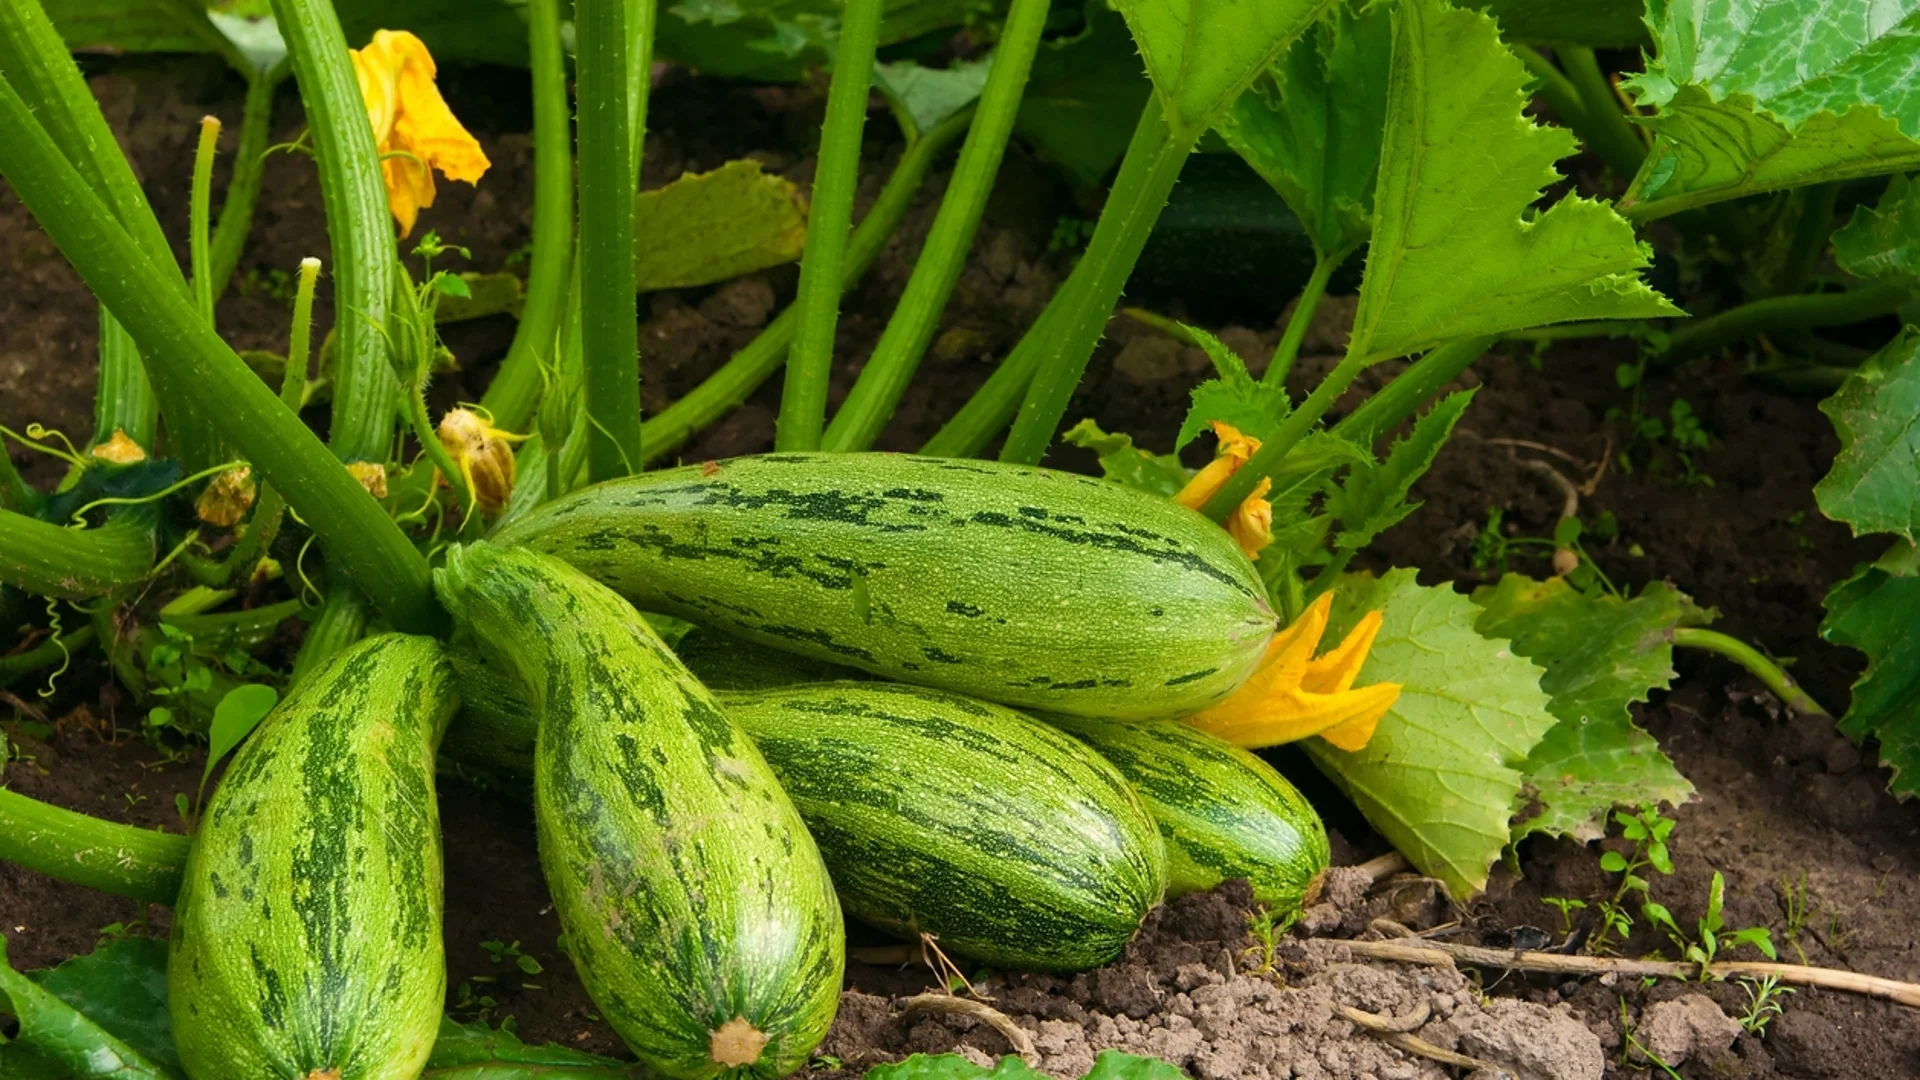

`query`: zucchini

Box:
[169,634,457,1080]
[1045,715,1329,913]
[676,625,866,690]
[492,453,1277,720]
[435,543,843,1080]
[720,681,1167,971]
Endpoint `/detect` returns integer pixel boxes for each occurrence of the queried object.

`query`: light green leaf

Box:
[1833,175,1920,290]
[1325,390,1473,554]
[1620,0,1920,218]
[1110,0,1335,139]
[1305,569,1558,897]
[1215,0,1392,260]
[1348,1,1677,364]
[1815,327,1920,543]
[657,0,985,81]
[22,937,178,1076]
[199,683,277,797]
[1471,576,1701,841]
[0,937,173,1080]
[1468,0,1647,47]
[875,56,993,142]
[1015,0,1155,189]
[1822,541,1920,798]
[335,0,533,66]
[634,160,809,293]
[1175,327,1295,448]
[1061,419,1191,497]
[434,273,525,325]
[423,1017,643,1077]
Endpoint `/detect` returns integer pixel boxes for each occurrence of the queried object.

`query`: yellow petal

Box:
[1315,684,1402,752]
[350,29,491,236]
[1173,421,1261,509]
[1301,608,1383,695]
[90,430,146,465]
[1226,477,1273,558]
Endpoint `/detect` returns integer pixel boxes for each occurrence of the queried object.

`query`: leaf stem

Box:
[209,64,288,298]
[1200,348,1370,521]
[477,0,572,434]
[1657,285,1907,368]
[1332,336,1493,449]
[0,508,152,600]
[821,0,1049,452]
[190,115,222,324]
[0,624,94,691]
[0,787,187,905]
[918,289,1060,457]
[1265,250,1339,386]
[291,582,370,682]
[1512,43,1586,128]
[579,0,642,480]
[94,315,156,451]
[1555,46,1645,182]
[1000,103,1194,464]
[777,0,884,452]
[1778,182,1839,296]
[1671,628,1832,719]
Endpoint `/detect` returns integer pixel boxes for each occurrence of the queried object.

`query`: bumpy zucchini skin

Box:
[435,543,843,1080]
[720,681,1167,971]
[491,452,1277,720]
[169,634,456,1080]
[1045,715,1329,913]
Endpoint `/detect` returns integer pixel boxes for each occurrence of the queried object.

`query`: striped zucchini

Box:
[169,634,456,1080]
[676,626,865,691]
[1045,715,1329,912]
[720,681,1167,971]
[491,453,1277,719]
[435,543,843,1079]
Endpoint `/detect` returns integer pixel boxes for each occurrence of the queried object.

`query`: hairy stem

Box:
[1672,628,1832,719]
[0,788,188,906]
[0,508,152,601]
[1332,336,1494,449]
[579,0,642,480]
[1778,182,1839,297]
[1265,250,1340,386]
[1658,285,1907,368]
[0,624,96,691]
[1556,46,1645,182]
[190,115,221,324]
[209,64,289,299]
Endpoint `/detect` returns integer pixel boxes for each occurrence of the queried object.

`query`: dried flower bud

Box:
[90,430,147,465]
[437,407,521,515]
[196,466,257,527]
[346,461,390,500]
[1552,547,1579,577]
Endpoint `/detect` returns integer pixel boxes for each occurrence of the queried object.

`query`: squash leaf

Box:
[423,1018,644,1077]
[1822,542,1920,798]
[1174,327,1295,448]
[1306,570,1558,897]
[1469,0,1647,47]
[1621,0,1920,219]
[1832,175,1920,291]
[1061,420,1191,497]
[0,936,174,1080]
[1110,0,1337,139]
[1016,0,1155,189]
[1324,390,1473,555]
[1348,1,1676,365]
[1471,576,1703,841]
[875,56,993,142]
[634,160,809,293]
[1815,327,1920,543]
[1215,0,1392,261]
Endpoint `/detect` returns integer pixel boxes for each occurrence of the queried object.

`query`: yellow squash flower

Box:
[1182,591,1401,752]
[1174,421,1274,558]
[90,430,146,465]
[350,30,491,236]
[437,407,527,516]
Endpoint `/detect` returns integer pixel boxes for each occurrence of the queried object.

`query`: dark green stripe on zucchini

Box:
[435,543,843,1080]
[169,633,457,1080]
[491,452,1277,719]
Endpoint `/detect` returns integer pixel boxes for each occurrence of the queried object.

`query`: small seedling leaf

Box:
[199,683,278,797]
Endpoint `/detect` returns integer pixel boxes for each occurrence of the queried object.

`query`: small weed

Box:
[1242,904,1297,977]
[810,1055,845,1071]
[1738,975,1794,1036]
[1619,998,1685,1079]
[1047,216,1096,255]
[1542,896,1587,937]
[1778,871,1811,964]
[453,979,500,1021]
[1642,870,1777,979]
[1610,355,1715,485]
[479,938,545,988]
[1589,805,1677,955]
[237,266,298,304]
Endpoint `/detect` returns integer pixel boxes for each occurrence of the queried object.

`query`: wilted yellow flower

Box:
[196,466,256,528]
[350,30,490,236]
[437,408,526,516]
[346,461,390,500]
[1175,421,1274,559]
[1182,591,1400,751]
[90,430,146,465]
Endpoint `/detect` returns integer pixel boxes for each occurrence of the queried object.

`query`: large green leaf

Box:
[1471,576,1701,841]
[1015,0,1153,189]
[1061,419,1190,497]
[1833,175,1920,291]
[1109,0,1334,139]
[423,1018,644,1078]
[27,937,179,1075]
[1214,0,1391,261]
[49,0,282,73]
[1815,327,1920,544]
[633,160,809,292]
[1346,1,1676,365]
[1822,542,1920,798]
[1305,569,1558,897]
[659,0,988,81]
[875,56,992,141]
[0,936,173,1080]
[1620,0,1920,219]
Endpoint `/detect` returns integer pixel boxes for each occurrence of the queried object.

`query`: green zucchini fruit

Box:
[169,634,457,1080]
[676,625,866,690]
[490,452,1277,720]
[719,680,1167,971]
[435,543,844,1080]
[1044,715,1329,913]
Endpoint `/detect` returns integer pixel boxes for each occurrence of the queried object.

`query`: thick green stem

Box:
[209,64,287,299]
[190,115,220,325]
[626,0,656,180]
[0,74,442,633]
[1513,43,1586,129]
[1001,104,1194,464]
[1657,285,1907,368]
[0,624,95,691]
[93,314,157,450]
[271,0,399,464]
[1265,250,1340,386]
[776,0,884,452]
[821,0,1048,453]
[640,107,973,464]
[918,290,1060,457]
[1779,182,1839,296]
[0,788,187,906]
[1672,627,1832,719]
[579,0,642,480]
[219,258,320,582]
[1556,46,1645,182]
[291,581,371,681]
[0,509,152,601]
[1202,347,1372,521]
[1332,336,1494,449]
[477,0,573,434]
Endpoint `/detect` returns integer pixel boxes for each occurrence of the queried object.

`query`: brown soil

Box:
[4,56,1918,1080]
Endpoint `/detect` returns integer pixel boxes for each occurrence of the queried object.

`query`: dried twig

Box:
[1355,851,1411,884]
[1334,1003,1504,1073]
[1339,938,1920,1009]
[898,994,1037,1065]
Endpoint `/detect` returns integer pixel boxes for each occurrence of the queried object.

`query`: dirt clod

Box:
[1633,994,1742,1068]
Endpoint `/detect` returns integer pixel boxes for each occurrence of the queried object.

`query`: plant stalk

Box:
[1555,46,1646,182]
[1265,250,1340,386]
[190,115,221,324]
[1658,285,1907,368]
[1202,347,1373,521]
[1778,182,1839,297]
[1000,103,1193,464]
[1672,628,1832,718]
[477,0,573,434]
[776,0,884,452]
[918,290,1060,457]
[1512,43,1586,129]
[579,0,643,480]
[0,624,95,691]
[0,788,188,906]
[1332,336,1494,449]
[209,63,288,298]
[821,0,1049,452]
[291,581,371,682]
[0,509,152,601]
[93,315,157,451]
